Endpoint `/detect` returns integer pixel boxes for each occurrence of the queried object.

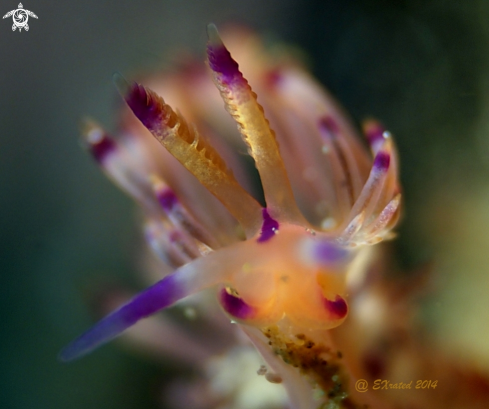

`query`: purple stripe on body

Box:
[219,288,255,320]
[373,151,390,171]
[59,274,184,362]
[324,295,348,320]
[313,241,348,265]
[258,208,279,243]
[157,188,178,212]
[207,44,242,83]
[90,136,116,163]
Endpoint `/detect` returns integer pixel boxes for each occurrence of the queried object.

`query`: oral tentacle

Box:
[59,240,264,362]
[58,273,186,362]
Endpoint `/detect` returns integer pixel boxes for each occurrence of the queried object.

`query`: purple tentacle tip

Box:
[122,81,163,132]
[258,208,279,243]
[90,135,116,163]
[373,151,390,171]
[366,124,385,146]
[219,288,255,320]
[324,295,348,319]
[59,274,184,362]
[157,188,178,212]
[207,44,241,81]
[205,25,241,83]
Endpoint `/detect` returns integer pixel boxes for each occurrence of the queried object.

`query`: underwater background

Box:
[2,0,489,408]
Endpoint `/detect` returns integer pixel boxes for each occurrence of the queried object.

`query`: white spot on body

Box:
[321,217,337,230]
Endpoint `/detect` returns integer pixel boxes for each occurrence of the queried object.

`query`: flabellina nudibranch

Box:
[61,24,401,409]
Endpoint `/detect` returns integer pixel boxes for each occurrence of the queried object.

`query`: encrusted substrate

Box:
[263,325,367,409]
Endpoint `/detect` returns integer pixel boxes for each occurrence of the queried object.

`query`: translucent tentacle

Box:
[260,67,372,229]
[119,123,241,246]
[256,88,339,226]
[59,241,258,362]
[115,74,263,238]
[271,68,372,186]
[338,211,366,245]
[151,175,219,249]
[319,116,364,204]
[59,274,186,362]
[362,119,400,214]
[346,139,393,226]
[96,289,213,365]
[82,120,162,215]
[206,24,305,224]
[318,117,356,223]
[144,218,198,267]
[338,134,401,245]
[362,118,387,154]
[365,193,402,241]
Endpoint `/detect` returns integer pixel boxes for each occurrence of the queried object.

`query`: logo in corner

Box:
[3,3,37,32]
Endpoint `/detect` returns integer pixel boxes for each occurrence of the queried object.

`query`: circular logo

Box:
[13,9,27,27]
[3,3,38,32]
[355,379,368,392]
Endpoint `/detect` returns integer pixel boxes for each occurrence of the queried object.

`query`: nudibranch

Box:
[61,25,401,409]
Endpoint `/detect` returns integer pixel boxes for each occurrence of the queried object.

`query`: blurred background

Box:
[2,0,489,408]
